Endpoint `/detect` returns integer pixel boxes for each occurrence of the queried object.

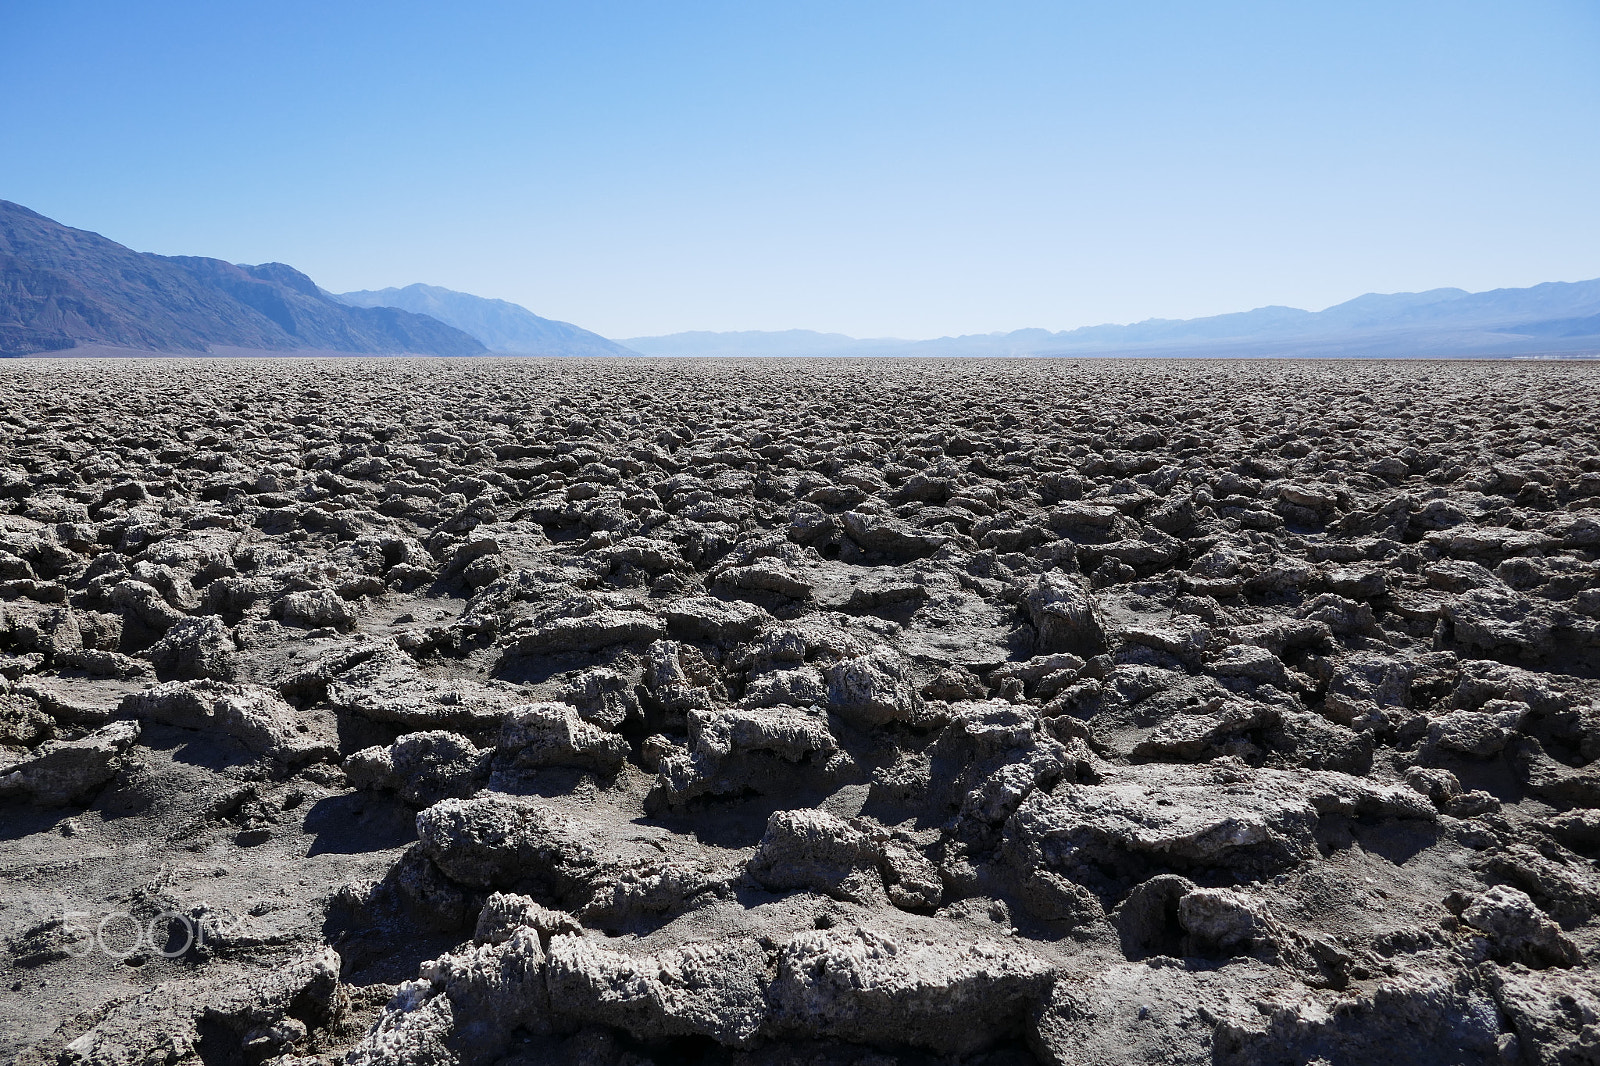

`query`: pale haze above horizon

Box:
[3,1,1597,340]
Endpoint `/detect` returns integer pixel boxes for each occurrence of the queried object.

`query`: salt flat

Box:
[2,357,1597,1065]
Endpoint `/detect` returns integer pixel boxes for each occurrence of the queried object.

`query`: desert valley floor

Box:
[1,357,1597,1066]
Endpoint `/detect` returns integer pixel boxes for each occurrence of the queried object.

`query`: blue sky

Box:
[3,1,1597,338]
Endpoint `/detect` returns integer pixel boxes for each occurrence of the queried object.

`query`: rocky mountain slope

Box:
[0,202,486,356]
[334,284,638,357]
[0,357,1597,1066]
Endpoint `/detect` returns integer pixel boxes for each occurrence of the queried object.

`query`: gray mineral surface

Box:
[1,356,1598,1066]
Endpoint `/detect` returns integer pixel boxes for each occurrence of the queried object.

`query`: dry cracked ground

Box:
[1,357,1598,1066]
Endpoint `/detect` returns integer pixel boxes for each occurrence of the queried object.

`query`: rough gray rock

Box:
[662,595,771,644]
[1031,958,1281,1066]
[0,719,139,805]
[142,614,238,680]
[473,892,582,945]
[58,947,343,1066]
[1004,760,1434,904]
[653,702,842,807]
[745,808,941,910]
[507,609,665,655]
[1028,570,1110,656]
[559,668,639,731]
[276,586,360,631]
[547,935,771,1046]
[496,701,629,775]
[747,808,887,903]
[319,640,523,729]
[1484,963,1600,1066]
[1213,967,1508,1066]
[767,922,1053,1055]
[344,731,491,807]
[1459,885,1582,968]
[415,795,602,899]
[823,648,921,728]
[121,679,330,763]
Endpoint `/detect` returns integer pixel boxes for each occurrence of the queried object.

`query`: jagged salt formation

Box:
[0,357,1596,1066]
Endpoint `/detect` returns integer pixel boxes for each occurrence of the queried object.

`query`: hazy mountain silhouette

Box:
[0,201,485,356]
[5,197,1595,360]
[623,280,1600,359]
[334,283,638,357]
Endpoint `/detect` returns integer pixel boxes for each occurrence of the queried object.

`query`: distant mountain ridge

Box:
[0,201,485,356]
[623,279,1600,359]
[334,284,638,357]
[5,197,1595,360]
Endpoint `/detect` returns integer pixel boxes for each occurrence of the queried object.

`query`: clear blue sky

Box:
[3,1,1598,339]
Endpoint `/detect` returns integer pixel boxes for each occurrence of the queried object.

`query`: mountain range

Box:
[333,284,637,357]
[624,282,1600,359]
[0,200,485,357]
[3,198,1597,360]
